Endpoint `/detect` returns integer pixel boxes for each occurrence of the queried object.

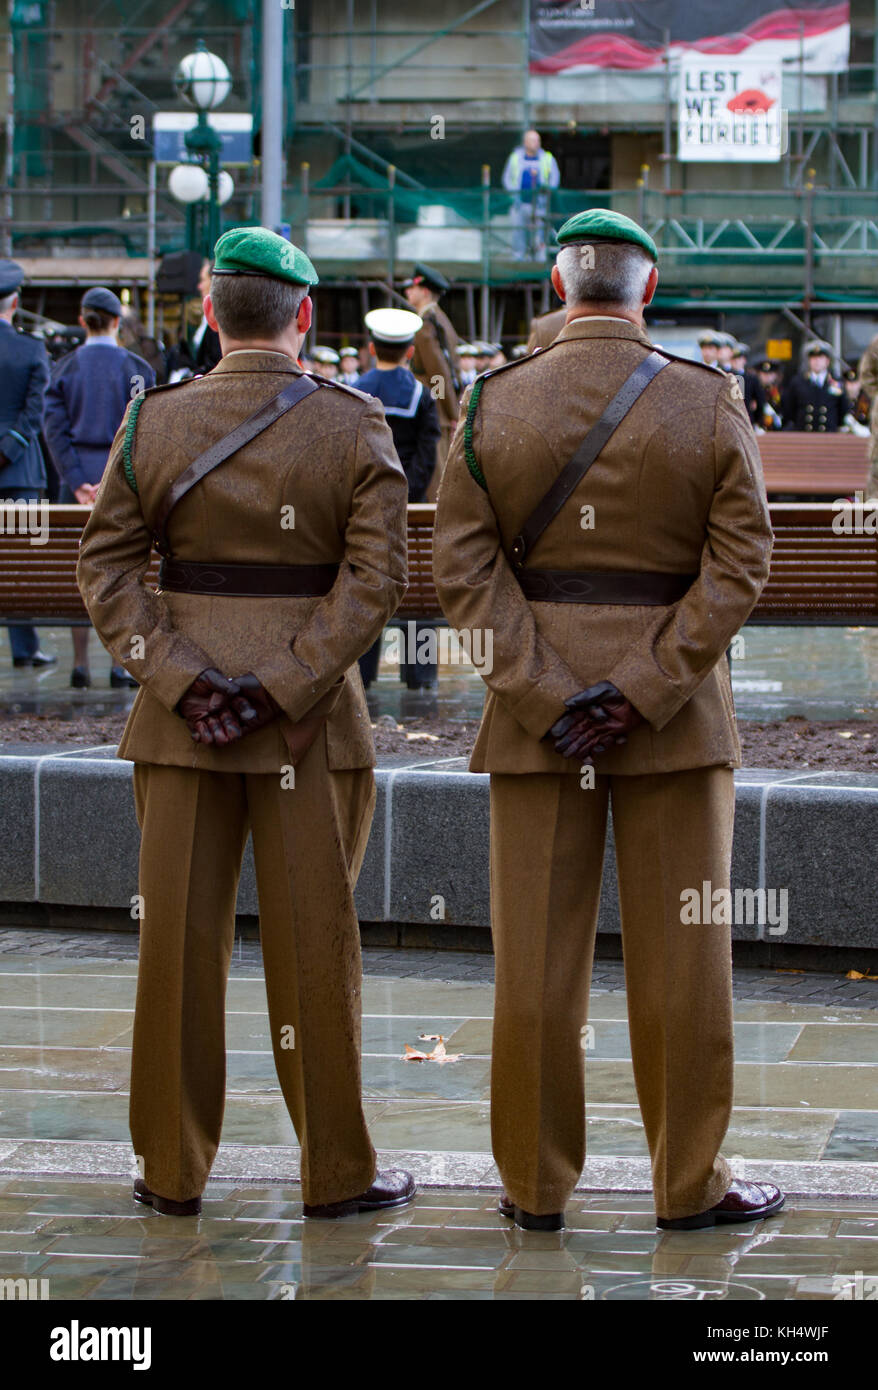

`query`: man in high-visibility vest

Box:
[502,130,561,261]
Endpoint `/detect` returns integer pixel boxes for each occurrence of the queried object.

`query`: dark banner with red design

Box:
[529,1,850,74]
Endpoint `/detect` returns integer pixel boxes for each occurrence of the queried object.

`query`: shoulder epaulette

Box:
[301,371,369,402]
[652,348,727,376]
[120,376,197,493]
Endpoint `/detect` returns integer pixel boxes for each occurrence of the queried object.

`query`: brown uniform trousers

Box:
[77,350,409,1206]
[434,317,772,1220]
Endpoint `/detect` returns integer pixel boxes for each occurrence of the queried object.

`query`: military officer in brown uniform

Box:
[77,227,414,1220]
[403,263,459,498]
[433,209,782,1233]
[526,305,566,353]
[858,333,878,497]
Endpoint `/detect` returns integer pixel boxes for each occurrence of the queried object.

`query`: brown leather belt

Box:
[158,558,340,597]
[517,569,696,605]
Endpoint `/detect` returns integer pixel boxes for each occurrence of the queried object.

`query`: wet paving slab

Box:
[0,930,876,1299]
[0,1180,875,1301]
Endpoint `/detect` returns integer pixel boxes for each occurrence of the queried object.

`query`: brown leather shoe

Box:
[303,1168,416,1219]
[133,1177,202,1217]
[498,1191,565,1231]
[657,1179,785,1231]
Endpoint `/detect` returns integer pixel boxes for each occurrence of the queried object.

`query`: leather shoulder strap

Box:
[510,350,670,569]
[152,374,320,556]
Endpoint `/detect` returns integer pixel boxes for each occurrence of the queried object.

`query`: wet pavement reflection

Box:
[0,936,876,1300]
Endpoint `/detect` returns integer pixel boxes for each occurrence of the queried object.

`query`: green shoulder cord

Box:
[122,393,146,494]
[463,378,487,491]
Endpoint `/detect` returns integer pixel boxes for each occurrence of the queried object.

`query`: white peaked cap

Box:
[364,307,423,344]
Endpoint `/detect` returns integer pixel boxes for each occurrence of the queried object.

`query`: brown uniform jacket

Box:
[77,350,409,774]
[858,335,878,431]
[526,306,567,353]
[433,317,773,776]
[411,302,459,426]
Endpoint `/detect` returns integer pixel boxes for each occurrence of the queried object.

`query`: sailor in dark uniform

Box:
[730,342,767,431]
[43,286,156,687]
[781,341,845,433]
[0,259,56,668]
[756,359,783,428]
[355,307,441,690]
[338,347,361,386]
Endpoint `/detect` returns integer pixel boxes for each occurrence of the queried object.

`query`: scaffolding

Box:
[3,0,878,347]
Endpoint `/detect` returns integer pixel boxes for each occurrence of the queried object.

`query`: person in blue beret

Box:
[43,286,156,688]
[0,259,56,669]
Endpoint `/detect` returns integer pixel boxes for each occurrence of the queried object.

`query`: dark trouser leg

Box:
[0,487,43,659]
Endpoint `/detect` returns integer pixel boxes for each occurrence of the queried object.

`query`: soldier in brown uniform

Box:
[858,333,878,497]
[433,209,782,1232]
[526,304,566,353]
[77,227,415,1220]
[403,263,460,498]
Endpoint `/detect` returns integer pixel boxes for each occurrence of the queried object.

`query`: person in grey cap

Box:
[43,286,156,688]
[0,258,56,668]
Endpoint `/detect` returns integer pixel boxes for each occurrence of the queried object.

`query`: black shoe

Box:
[70,667,91,688]
[498,1192,565,1231]
[303,1169,416,1219]
[13,651,57,668]
[133,1178,201,1217]
[657,1179,785,1231]
[110,666,138,688]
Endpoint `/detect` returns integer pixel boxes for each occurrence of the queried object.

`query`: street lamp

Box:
[172,40,232,257]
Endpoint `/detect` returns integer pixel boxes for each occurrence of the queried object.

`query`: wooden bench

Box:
[758,433,869,497]
[1,501,876,629]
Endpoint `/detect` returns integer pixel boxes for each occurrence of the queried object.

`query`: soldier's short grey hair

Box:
[208,274,309,339]
[555,242,654,312]
[0,292,17,313]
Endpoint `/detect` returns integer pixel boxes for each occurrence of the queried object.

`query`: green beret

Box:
[212,226,318,287]
[555,209,657,263]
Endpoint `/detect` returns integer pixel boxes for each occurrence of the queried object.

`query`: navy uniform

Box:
[697,329,722,368]
[44,287,156,499]
[356,307,441,690]
[338,348,361,386]
[43,286,156,688]
[0,259,55,667]
[730,343,767,431]
[312,346,340,380]
[456,343,478,388]
[756,359,783,429]
[781,341,844,432]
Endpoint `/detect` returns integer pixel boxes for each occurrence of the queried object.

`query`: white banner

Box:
[678,57,784,162]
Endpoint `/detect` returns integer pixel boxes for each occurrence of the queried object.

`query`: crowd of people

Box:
[693,330,872,436]
[3,246,878,691]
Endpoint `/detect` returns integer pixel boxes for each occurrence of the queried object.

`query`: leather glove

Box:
[178,668,254,746]
[549,682,643,763]
[227,672,280,736]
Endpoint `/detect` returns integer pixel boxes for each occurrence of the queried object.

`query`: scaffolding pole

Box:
[261,0,284,230]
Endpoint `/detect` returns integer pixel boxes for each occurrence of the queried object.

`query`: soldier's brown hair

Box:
[209,273,309,339]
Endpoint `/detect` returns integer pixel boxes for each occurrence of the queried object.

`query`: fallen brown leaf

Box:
[403,1036,461,1064]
